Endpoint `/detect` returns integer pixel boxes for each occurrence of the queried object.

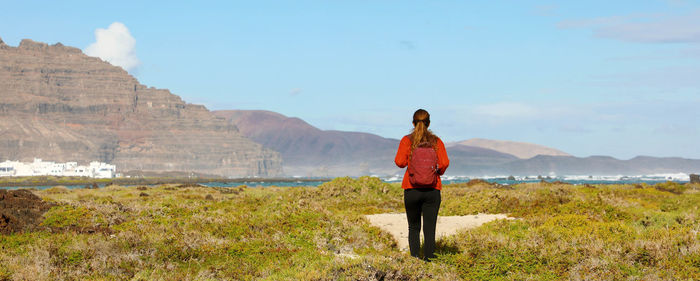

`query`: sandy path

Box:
[365,213,514,251]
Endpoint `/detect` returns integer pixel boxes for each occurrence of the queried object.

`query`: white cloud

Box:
[592,66,700,91]
[84,22,140,72]
[559,10,700,43]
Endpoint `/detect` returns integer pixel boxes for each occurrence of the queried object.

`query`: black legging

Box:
[404,188,441,260]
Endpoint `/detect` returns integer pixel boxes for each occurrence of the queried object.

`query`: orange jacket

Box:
[394,135,450,190]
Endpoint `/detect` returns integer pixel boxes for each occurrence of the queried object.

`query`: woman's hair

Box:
[410,109,438,152]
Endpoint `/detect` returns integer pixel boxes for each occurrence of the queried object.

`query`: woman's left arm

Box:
[436,138,450,175]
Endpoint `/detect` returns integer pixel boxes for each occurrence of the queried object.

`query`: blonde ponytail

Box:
[410,109,438,153]
[412,121,426,147]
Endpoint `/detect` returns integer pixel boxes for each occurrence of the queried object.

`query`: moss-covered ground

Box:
[1,177,698,280]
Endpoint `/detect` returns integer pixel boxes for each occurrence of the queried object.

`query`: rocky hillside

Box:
[0,38,281,177]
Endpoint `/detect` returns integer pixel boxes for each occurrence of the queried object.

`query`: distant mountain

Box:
[449,138,571,159]
[499,155,700,176]
[442,144,520,175]
[0,38,281,176]
[214,110,526,177]
[219,110,700,177]
[214,110,400,176]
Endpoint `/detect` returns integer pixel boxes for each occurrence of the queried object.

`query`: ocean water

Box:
[1,173,691,190]
[195,174,692,187]
[202,180,330,188]
[433,173,692,186]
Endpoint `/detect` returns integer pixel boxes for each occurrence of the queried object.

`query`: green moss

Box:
[64,250,85,266]
[41,205,90,228]
[653,181,689,194]
[0,232,49,255]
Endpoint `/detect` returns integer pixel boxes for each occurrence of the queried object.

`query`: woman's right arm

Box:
[395,136,410,168]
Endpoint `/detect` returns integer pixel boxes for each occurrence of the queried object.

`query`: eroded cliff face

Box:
[0,38,281,177]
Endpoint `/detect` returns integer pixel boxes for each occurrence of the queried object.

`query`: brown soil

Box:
[0,189,54,234]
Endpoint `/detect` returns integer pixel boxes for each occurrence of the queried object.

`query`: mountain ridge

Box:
[218,110,700,177]
[0,38,281,177]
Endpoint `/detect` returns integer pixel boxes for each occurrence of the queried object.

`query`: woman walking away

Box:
[394,109,449,261]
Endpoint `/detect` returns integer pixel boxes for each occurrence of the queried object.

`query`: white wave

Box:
[559,173,690,182]
[383,175,401,182]
[641,173,689,181]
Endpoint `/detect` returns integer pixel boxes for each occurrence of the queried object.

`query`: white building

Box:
[0,161,17,177]
[90,161,116,178]
[0,158,116,178]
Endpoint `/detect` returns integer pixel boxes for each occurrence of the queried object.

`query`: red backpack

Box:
[408,142,438,188]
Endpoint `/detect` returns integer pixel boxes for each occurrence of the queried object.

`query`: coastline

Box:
[0,176,333,188]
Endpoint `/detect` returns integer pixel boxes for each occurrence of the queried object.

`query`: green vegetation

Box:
[0,175,329,188]
[0,176,116,187]
[0,177,698,280]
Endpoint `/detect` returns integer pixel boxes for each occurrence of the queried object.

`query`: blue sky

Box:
[2,0,699,159]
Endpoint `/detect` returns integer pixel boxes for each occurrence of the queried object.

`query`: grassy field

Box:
[1,177,698,280]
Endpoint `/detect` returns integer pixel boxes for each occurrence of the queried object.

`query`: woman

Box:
[394,109,449,260]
